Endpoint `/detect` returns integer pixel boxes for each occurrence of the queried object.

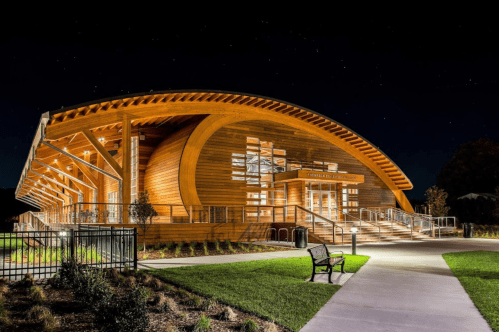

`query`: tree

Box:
[437,138,499,200]
[425,185,450,217]
[128,191,158,251]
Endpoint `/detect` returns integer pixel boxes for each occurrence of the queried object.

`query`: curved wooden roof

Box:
[16,90,413,206]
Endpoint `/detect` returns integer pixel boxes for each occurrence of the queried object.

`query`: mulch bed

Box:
[137,241,293,260]
[0,271,292,332]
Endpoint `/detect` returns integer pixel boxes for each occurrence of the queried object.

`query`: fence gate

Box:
[1,227,137,281]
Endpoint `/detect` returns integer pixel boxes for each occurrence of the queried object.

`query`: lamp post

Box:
[351,226,357,255]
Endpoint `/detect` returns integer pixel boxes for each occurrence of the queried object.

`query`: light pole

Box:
[59,231,68,260]
[351,226,357,255]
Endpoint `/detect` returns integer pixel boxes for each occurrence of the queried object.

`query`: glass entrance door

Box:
[307,183,338,221]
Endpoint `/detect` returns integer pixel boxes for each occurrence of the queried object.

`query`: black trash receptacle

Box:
[463,223,474,238]
[295,226,308,248]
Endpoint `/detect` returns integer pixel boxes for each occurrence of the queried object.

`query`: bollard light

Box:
[59,231,67,237]
[351,226,357,255]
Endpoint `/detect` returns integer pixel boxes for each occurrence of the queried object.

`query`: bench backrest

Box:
[307,244,330,262]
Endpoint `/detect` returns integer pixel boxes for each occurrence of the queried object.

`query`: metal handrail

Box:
[295,206,345,245]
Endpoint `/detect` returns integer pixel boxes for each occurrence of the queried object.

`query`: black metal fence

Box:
[0,227,137,280]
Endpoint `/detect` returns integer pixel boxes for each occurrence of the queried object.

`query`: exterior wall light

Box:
[98,137,105,142]
[84,150,90,155]
[54,159,58,162]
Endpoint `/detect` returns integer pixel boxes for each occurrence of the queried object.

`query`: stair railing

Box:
[295,206,344,245]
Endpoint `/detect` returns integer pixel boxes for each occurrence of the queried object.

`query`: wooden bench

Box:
[307,244,345,283]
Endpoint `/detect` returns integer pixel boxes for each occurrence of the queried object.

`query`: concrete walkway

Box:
[138,238,499,332]
[300,238,499,332]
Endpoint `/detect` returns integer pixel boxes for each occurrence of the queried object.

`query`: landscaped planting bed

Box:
[137,241,291,260]
[0,264,293,331]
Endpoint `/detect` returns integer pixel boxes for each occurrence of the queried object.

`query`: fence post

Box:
[133,227,138,271]
[69,229,75,261]
[110,226,115,269]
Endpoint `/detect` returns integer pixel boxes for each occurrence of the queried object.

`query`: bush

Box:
[185,295,202,307]
[240,319,259,332]
[51,258,86,289]
[0,296,10,326]
[95,286,149,332]
[219,306,237,321]
[262,321,278,332]
[193,314,211,332]
[72,268,113,306]
[30,286,46,304]
[20,272,35,288]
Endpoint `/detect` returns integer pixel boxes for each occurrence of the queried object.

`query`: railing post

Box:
[294,205,297,224]
[257,206,260,223]
[312,214,315,233]
[225,206,228,223]
[272,207,275,224]
[110,226,115,269]
[69,229,75,261]
[170,205,173,223]
[190,206,193,223]
[133,227,138,271]
[242,206,245,223]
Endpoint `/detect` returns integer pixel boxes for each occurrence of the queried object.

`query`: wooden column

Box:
[97,154,105,204]
[122,114,132,224]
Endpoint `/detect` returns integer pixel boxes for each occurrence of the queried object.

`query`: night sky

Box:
[1,15,498,199]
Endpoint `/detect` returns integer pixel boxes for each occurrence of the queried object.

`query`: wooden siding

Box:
[195,120,395,209]
[144,122,201,216]
[121,222,272,244]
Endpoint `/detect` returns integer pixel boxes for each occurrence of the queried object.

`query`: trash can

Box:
[295,226,308,248]
[463,223,474,238]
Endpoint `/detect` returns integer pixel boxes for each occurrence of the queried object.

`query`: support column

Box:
[97,154,105,221]
[122,114,131,224]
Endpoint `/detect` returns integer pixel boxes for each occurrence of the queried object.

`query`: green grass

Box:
[0,233,26,249]
[443,251,499,331]
[149,254,369,331]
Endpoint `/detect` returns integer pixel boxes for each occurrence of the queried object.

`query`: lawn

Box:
[149,254,369,331]
[0,233,26,249]
[443,251,499,332]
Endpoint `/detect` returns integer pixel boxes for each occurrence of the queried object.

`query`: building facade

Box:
[15,91,417,244]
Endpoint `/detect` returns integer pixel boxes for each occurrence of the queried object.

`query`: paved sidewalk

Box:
[300,238,499,332]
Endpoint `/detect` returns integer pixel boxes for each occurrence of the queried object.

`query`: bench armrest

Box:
[329,250,344,256]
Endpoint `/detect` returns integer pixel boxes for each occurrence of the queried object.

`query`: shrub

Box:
[143,254,149,260]
[0,284,8,295]
[27,305,51,322]
[226,240,236,254]
[164,322,178,332]
[201,298,217,310]
[72,268,113,306]
[160,252,166,259]
[215,240,223,254]
[124,276,137,288]
[151,278,163,290]
[161,297,180,314]
[30,286,46,304]
[185,295,202,307]
[105,268,119,280]
[21,272,35,288]
[241,319,259,332]
[51,258,86,289]
[203,241,209,256]
[262,321,278,332]
[42,314,59,332]
[0,277,8,285]
[193,314,211,332]
[95,286,149,332]
[174,242,183,257]
[189,241,196,256]
[219,306,237,321]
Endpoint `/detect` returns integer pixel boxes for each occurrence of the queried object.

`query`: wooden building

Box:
[15,91,421,244]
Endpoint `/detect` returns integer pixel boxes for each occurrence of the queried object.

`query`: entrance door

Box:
[309,190,337,220]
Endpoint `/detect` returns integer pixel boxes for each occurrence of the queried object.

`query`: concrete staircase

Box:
[297,208,433,245]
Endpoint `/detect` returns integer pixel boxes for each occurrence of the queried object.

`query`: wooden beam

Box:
[73,158,99,187]
[122,114,131,224]
[82,129,123,179]
[53,162,87,192]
